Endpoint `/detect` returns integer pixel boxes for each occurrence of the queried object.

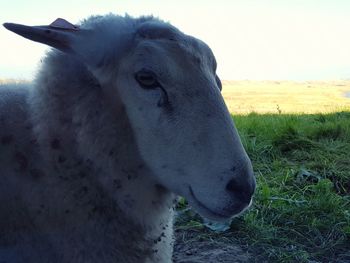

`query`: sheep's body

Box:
[1,14,256,263]
[0,57,174,262]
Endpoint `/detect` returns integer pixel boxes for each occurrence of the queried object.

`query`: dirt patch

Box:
[173,229,252,263]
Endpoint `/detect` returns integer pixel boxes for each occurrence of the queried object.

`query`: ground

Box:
[173,229,252,263]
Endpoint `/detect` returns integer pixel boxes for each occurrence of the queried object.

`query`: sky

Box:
[0,0,350,80]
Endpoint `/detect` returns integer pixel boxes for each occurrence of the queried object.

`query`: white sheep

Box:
[0,14,255,263]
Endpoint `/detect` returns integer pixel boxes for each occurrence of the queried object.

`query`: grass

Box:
[233,112,350,262]
[176,81,350,262]
[176,111,350,262]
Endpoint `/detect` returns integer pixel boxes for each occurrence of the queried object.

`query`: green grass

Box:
[176,111,350,262]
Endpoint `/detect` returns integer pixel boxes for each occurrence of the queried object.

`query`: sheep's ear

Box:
[3,18,85,54]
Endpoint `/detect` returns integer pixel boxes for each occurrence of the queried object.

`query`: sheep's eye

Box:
[135,70,159,89]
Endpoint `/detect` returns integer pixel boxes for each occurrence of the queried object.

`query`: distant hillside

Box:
[0,79,30,85]
[221,80,350,114]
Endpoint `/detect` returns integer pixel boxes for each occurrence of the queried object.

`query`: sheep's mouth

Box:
[188,186,232,220]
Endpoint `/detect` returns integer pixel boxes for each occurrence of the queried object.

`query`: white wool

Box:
[0,13,255,263]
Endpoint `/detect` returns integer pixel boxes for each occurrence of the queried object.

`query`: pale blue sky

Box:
[1,0,350,80]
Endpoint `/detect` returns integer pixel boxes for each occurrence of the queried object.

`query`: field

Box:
[174,81,350,263]
[222,80,350,114]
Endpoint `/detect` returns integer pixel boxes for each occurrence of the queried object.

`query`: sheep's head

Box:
[3,15,255,221]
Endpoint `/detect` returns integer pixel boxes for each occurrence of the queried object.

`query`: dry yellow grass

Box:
[222,80,350,114]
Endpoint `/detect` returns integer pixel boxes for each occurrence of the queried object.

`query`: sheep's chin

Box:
[185,187,233,222]
[185,186,253,222]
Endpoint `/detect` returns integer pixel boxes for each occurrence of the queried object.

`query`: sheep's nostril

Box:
[226,178,240,192]
[225,178,254,204]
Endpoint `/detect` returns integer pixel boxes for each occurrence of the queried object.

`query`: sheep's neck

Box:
[25,61,175,261]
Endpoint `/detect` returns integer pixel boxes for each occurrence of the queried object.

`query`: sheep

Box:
[0,14,256,263]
